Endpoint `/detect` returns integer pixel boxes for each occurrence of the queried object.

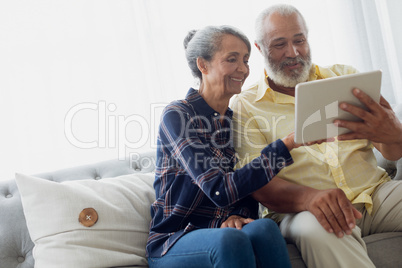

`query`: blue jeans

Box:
[148,218,291,268]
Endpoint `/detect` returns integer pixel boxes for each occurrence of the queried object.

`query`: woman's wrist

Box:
[282,135,297,152]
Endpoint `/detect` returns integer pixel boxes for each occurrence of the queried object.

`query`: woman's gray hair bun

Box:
[183,29,197,50]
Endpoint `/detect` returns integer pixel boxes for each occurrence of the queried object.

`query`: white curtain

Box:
[0,0,401,180]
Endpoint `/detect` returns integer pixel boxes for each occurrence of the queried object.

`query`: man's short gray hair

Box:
[255,4,308,48]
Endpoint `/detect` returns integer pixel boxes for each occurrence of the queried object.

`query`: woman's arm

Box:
[160,104,293,208]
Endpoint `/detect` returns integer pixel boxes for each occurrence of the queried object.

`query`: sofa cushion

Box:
[15,172,155,268]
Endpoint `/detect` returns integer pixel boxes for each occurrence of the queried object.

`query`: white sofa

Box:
[1,105,402,268]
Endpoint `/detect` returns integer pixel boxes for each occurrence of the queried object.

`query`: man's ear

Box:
[197,57,208,74]
[255,42,263,53]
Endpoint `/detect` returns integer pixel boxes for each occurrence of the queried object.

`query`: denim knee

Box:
[243,219,291,268]
[209,228,256,267]
[214,227,253,251]
[245,218,282,241]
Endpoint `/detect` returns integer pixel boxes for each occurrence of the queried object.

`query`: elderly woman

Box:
[146,25,296,268]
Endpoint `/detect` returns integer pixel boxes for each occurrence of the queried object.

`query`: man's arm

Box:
[335,88,402,161]
[231,94,355,236]
[252,177,362,238]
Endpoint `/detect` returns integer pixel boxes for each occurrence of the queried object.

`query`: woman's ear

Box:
[197,57,208,74]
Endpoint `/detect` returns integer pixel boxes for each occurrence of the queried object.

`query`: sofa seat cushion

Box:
[16,173,155,268]
[364,232,402,267]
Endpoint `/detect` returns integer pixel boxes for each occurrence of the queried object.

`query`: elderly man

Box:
[231,4,402,268]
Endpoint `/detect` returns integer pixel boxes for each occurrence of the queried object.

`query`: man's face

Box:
[261,12,312,88]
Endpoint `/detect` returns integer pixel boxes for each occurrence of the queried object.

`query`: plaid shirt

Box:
[146,88,293,258]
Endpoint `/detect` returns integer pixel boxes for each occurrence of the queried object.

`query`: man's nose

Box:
[285,44,299,58]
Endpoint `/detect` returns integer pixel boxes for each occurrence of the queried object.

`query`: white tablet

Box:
[294,70,382,143]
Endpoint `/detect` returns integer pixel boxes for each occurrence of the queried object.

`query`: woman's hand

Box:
[220,215,254,230]
[282,132,335,151]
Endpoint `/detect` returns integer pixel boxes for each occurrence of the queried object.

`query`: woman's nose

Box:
[238,62,249,73]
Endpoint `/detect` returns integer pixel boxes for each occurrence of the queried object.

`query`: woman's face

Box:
[204,34,250,96]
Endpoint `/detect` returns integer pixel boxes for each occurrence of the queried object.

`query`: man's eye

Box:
[295,39,305,44]
[274,43,285,48]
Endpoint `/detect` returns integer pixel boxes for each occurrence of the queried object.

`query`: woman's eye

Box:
[228,58,237,63]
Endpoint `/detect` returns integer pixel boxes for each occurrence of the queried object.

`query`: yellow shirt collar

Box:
[255,64,322,104]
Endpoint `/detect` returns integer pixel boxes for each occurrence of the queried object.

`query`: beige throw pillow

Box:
[16,173,155,268]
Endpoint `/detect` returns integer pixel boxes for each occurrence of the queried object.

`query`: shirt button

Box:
[339,182,343,187]
[79,208,98,227]
[215,191,220,196]
[214,112,218,116]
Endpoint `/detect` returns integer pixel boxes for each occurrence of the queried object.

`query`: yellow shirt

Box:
[231,64,390,215]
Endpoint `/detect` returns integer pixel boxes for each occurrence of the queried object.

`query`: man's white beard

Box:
[264,51,313,88]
